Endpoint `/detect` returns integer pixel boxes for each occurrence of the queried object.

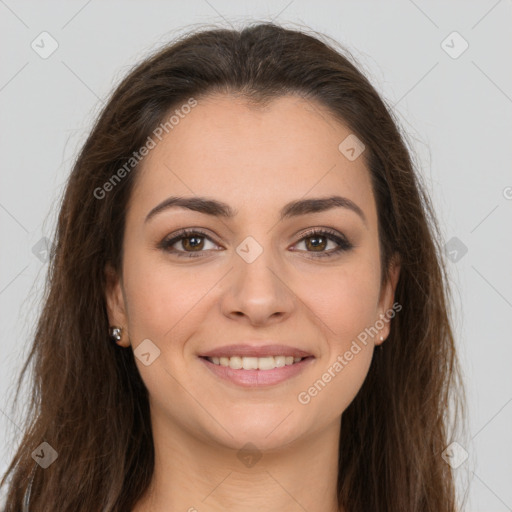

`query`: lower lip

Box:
[199,356,315,387]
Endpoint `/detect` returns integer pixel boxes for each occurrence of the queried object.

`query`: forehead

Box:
[130,93,376,225]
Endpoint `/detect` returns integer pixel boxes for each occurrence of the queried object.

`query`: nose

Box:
[220,245,295,327]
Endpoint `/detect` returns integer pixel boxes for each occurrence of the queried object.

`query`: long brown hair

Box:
[1,22,466,511]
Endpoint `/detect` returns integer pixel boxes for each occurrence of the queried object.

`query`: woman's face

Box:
[106,93,400,451]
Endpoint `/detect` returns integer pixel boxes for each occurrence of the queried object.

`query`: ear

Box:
[375,252,401,346]
[104,263,130,347]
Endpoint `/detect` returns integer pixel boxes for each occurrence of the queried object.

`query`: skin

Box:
[105,93,401,512]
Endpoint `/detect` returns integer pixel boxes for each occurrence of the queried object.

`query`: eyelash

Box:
[158,228,353,259]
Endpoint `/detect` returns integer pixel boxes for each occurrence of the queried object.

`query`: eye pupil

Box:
[306,236,326,251]
[183,236,204,251]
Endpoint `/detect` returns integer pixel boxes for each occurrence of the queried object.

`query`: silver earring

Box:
[109,326,122,344]
[380,335,384,342]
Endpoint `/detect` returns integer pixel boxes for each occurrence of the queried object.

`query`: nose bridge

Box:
[221,234,295,324]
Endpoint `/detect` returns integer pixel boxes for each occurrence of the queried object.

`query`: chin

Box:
[208,411,307,451]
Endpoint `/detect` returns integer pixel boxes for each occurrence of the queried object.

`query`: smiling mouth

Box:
[199,355,313,371]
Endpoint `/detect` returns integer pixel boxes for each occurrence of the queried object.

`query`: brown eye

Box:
[292,229,353,258]
[304,234,328,252]
[181,235,205,251]
[159,229,220,257]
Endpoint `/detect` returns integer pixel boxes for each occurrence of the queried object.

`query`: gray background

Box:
[1,1,511,510]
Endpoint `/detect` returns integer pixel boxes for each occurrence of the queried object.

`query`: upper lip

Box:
[199,344,314,359]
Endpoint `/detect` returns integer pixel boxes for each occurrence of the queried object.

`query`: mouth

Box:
[199,354,312,370]
[197,344,315,387]
[199,343,313,360]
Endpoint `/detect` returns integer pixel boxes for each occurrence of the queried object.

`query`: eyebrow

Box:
[145,195,367,227]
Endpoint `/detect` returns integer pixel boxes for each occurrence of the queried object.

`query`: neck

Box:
[133,411,343,512]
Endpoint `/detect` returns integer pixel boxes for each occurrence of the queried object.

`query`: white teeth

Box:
[229,356,243,369]
[257,356,276,370]
[206,355,306,370]
[274,356,286,367]
[242,357,258,370]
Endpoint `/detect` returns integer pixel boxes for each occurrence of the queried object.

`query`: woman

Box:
[1,22,466,511]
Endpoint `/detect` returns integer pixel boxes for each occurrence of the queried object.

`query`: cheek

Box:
[309,343,374,420]
[300,258,381,345]
[295,257,381,413]
[121,247,214,343]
